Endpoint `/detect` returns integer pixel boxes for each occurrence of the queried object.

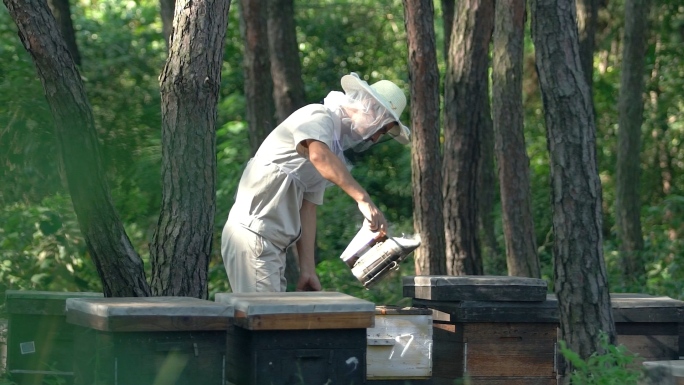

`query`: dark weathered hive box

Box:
[215,291,374,385]
[414,295,559,385]
[5,290,103,385]
[609,293,684,364]
[403,275,548,302]
[65,296,233,385]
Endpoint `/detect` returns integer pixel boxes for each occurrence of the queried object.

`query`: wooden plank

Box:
[465,376,557,385]
[403,276,548,302]
[412,295,558,323]
[233,310,374,330]
[617,334,679,362]
[66,310,232,332]
[616,322,678,336]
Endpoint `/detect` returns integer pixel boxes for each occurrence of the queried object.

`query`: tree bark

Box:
[46,0,81,65]
[531,0,616,359]
[443,0,493,276]
[151,0,232,298]
[4,0,150,297]
[616,0,649,285]
[404,0,447,276]
[477,83,502,272]
[159,0,175,49]
[441,0,455,59]
[239,0,276,155]
[492,0,540,278]
[268,0,306,124]
[576,0,598,90]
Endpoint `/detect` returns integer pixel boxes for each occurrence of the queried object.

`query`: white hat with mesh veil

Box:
[341,73,411,144]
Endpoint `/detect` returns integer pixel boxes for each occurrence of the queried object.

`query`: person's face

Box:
[367,121,398,143]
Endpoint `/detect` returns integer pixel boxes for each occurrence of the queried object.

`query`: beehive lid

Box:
[5,290,104,315]
[215,291,375,330]
[375,305,432,316]
[403,275,548,302]
[413,294,559,323]
[610,293,684,322]
[65,296,234,332]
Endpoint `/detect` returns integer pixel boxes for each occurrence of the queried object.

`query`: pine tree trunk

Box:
[443,0,493,276]
[576,0,598,89]
[4,0,150,297]
[240,0,276,155]
[404,0,446,276]
[616,0,649,285]
[47,0,81,65]
[151,0,232,298]
[531,0,616,359]
[268,0,306,124]
[159,0,175,49]
[492,0,540,278]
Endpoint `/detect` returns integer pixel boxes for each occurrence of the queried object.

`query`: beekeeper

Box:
[221,72,411,293]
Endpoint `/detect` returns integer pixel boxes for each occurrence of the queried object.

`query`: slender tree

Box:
[46,0,81,65]
[492,0,539,277]
[441,0,455,58]
[531,0,616,359]
[159,0,175,48]
[268,0,306,124]
[150,0,232,298]
[616,0,650,285]
[443,0,494,276]
[4,0,150,297]
[239,0,276,155]
[576,0,598,90]
[403,0,446,276]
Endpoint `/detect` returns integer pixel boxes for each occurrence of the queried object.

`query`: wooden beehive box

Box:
[610,293,684,364]
[65,296,233,385]
[416,296,559,385]
[215,291,374,385]
[5,290,103,385]
[366,306,433,382]
[405,275,557,385]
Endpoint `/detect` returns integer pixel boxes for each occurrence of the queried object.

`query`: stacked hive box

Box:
[405,276,684,384]
[215,291,374,385]
[404,276,558,385]
[65,296,233,385]
[366,306,433,384]
[5,290,103,385]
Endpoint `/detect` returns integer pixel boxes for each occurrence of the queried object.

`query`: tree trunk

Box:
[159,0,175,49]
[477,83,502,273]
[441,0,455,59]
[4,0,150,297]
[240,0,276,155]
[404,0,447,276]
[531,0,616,359]
[151,0,231,298]
[443,0,493,276]
[268,0,306,124]
[616,0,649,285]
[46,0,81,65]
[576,0,598,90]
[492,0,540,278]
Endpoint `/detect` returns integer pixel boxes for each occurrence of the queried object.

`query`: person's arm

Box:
[305,140,388,234]
[295,198,322,291]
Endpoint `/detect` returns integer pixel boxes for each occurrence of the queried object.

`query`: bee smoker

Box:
[340,224,421,289]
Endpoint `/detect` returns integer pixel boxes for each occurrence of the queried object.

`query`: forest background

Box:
[1,0,683,308]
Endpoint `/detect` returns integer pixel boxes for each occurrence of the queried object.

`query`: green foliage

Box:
[2,0,684,306]
[559,332,642,385]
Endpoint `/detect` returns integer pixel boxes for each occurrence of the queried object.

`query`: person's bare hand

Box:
[296,272,322,292]
[357,199,387,235]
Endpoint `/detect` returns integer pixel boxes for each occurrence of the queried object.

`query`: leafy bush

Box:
[559,332,642,385]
